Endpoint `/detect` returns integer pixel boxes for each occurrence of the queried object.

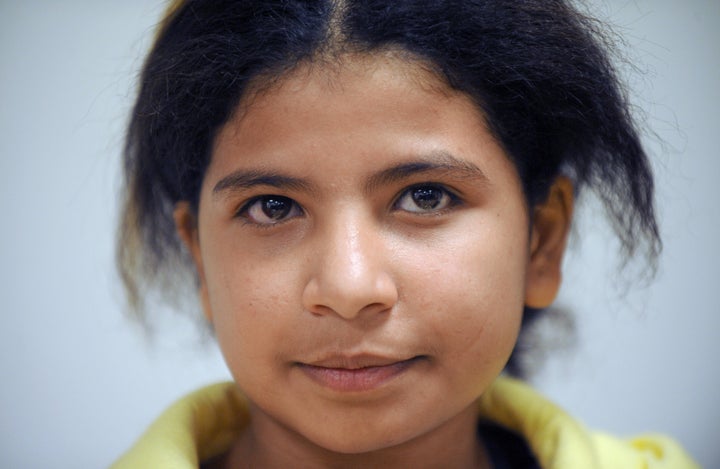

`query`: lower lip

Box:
[297,358,420,393]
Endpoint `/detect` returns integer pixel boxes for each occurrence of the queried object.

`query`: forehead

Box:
[201,50,524,208]
[212,52,494,162]
[202,50,527,218]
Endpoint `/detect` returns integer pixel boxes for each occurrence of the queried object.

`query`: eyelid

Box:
[392,182,462,213]
[235,194,304,226]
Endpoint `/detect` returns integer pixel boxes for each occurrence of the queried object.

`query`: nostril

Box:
[307,303,335,317]
[301,271,399,320]
[360,302,393,316]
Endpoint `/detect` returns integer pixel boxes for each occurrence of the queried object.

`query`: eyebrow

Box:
[364,151,489,193]
[212,151,488,199]
[213,170,315,198]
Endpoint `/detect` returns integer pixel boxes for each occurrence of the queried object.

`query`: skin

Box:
[175,53,573,468]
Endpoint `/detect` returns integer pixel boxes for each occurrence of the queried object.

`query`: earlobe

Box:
[525,177,574,309]
[173,202,214,323]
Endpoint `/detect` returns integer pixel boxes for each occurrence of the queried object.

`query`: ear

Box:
[525,177,574,309]
[174,202,214,323]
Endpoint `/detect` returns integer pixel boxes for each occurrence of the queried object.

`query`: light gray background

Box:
[1,1,717,467]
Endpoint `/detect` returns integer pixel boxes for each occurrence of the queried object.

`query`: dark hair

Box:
[118,0,660,375]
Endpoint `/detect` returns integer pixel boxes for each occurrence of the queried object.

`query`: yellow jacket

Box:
[111,377,698,468]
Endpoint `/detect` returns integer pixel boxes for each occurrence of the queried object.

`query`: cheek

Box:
[406,216,528,300]
[203,245,303,366]
[400,216,528,360]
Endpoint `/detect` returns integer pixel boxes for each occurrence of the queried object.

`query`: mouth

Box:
[295,355,425,393]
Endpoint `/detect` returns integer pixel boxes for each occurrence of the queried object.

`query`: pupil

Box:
[262,197,290,219]
[412,187,441,209]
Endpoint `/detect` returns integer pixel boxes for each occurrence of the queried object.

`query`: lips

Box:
[296,355,422,392]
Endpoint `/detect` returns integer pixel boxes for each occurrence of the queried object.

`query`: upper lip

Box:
[300,353,418,370]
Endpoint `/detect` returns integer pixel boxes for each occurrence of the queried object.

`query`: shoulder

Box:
[110,382,246,469]
[479,377,699,469]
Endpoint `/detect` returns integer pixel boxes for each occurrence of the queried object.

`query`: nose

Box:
[302,213,398,320]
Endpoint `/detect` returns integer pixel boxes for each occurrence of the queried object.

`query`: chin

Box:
[302,423,416,455]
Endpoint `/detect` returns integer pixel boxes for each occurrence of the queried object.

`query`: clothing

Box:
[111,377,698,468]
[479,422,541,468]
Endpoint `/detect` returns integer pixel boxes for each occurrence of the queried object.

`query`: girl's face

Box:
[177,53,569,463]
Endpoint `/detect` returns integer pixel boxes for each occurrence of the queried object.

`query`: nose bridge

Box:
[303,206,397,319]
[336,215,372,283]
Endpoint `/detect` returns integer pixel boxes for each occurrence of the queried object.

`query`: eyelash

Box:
[392,183,461,215]
[235,195,304,227]
[235,183,461,227]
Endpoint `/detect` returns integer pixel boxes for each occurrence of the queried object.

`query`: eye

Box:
[238,195,303,225]
[394,184,458,213]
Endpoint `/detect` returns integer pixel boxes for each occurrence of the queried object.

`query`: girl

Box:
[113,1,698,467]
